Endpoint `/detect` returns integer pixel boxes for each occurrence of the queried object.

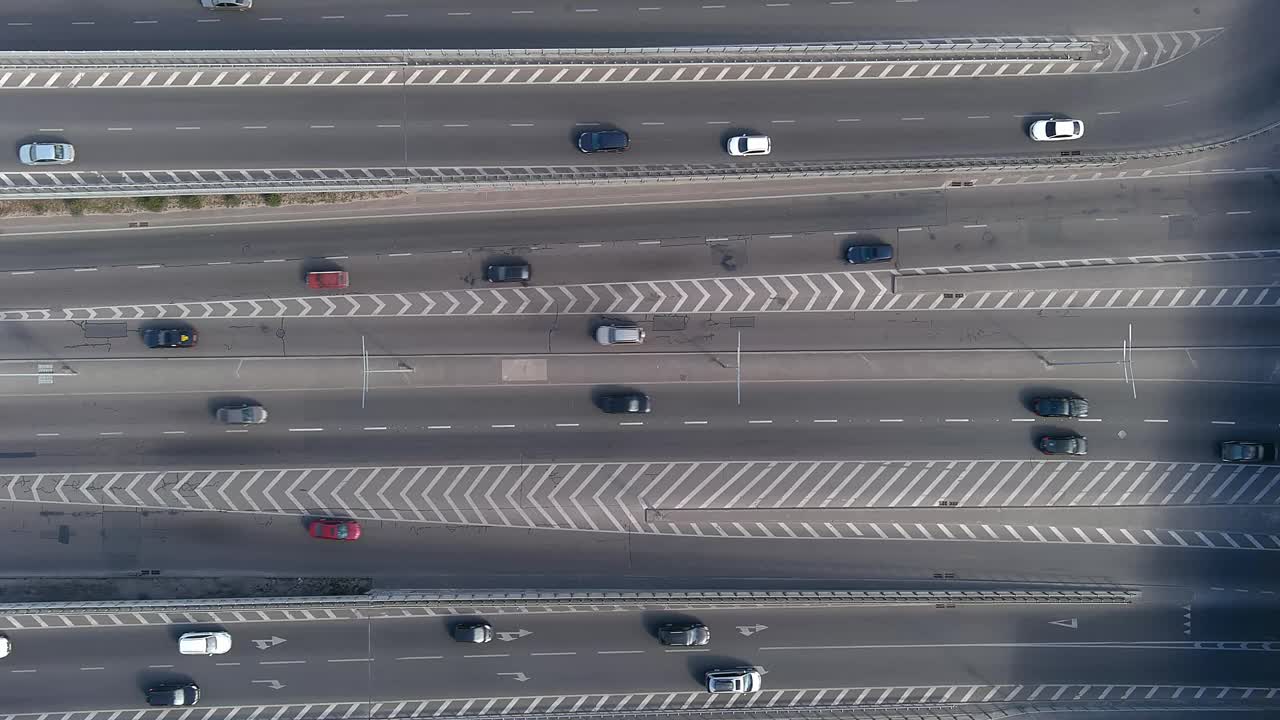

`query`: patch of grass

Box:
[177,195,204,210]
[261,193,283,207]
[134,196,168,212]
[62,199,87,216]
[221,194,242,207]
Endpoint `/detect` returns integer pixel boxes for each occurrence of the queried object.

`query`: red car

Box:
[306,271,349,290]
[308,519,361,541]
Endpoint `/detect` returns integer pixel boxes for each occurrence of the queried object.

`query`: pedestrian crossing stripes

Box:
[4,460,1277,550]
[4,278,1278,322]
[0,682,1273,720]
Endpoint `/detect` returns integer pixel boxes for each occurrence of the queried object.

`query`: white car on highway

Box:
[178,631,233,655]
[202,0,252,9]
[0,634,11,658]
[1029,118,1084,142]
[18,142,75,166]
[706,668,762,693]
[726,135,771,156]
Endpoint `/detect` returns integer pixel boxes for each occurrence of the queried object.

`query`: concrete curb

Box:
[0,589,1138,615]
[0,39,1103,68]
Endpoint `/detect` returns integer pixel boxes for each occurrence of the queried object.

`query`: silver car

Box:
[217,405,268,424]
[706,668,762,694]
[595,323,645,345]
[202,0,252,9]
[18,142,74,166]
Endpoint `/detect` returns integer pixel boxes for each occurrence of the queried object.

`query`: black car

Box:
[1032,397,1089,418]
[598,392,651,414]
[845,244,894,265]
[142,328,198,348]
[658,622,710,646]
[452,622,493,643]
[577,129,629,153]
[146,682,200,707]
[485,263,531,283]
[1221,441,1269,463]
[1039,434,1087,456]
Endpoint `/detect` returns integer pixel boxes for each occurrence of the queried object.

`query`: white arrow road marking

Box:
[1049,618,1078,629]
[252,679,285,689]
[497,672,529,681]
[737,624,768,636]
[497,629,532,642]
[252,636,287,650]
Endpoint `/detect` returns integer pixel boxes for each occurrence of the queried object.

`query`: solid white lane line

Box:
[618,421,644,426]
[1144,419,1169,423]
[597,650,645,654]
[363,427,388,431]
[1078,418,1103,422]
[288,427,325,432]
[684,420,709,425]
[1210,420,1236,425]
[463,653,510,658]
[532,652,576,656]
[555,423,580,427]
[1010,419,1035,423]
[944,419,970,423]
[1225,210,1252,215]
[427,425,452,429]
[813,419,838,423]
[327,658,372,663]
[879,419,904,423]
[261,660,306,665]
[491,424,516,428]
[397,656,443,660]
[162,431,186,435]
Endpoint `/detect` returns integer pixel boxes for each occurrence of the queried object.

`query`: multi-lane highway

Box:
[1,2,1278,717]
[0,0,1258,51]
[5,599,1280,715]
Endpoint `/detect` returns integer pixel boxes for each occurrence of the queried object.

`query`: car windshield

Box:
[334,525,350,538]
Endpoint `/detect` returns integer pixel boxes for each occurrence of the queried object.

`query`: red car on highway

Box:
[306,271,349,290]
[308,519,362,541]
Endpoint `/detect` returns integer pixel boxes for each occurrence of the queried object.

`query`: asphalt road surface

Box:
[0,0,1252,51]
[7,42,1277,172]
[3,600,1277,714]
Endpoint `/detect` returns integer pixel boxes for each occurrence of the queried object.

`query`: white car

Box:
[706,668,762,694]
[202,0,252,9]
[1029,118,1084,142]
[178,631,233,655]
[0,634,11,658]
[18,142,75,166]
[726,135,771,156]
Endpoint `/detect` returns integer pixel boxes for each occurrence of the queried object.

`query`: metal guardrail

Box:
[0,40,1103,68]
[0,589,1138,615]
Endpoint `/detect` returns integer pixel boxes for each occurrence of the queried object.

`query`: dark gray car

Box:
[453,622,493,643]
[146,683,200,707]
[1221,441,1268,463]
[657,622,710,646]
[1039,434,1087,456]
[577,129,629,153]
[598,392,651,414]
[845,244,894,264]
[485,264,531,283]
[1032,397,1089,418]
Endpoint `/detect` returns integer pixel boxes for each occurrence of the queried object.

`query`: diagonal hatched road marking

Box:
[5,460,1279,550]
